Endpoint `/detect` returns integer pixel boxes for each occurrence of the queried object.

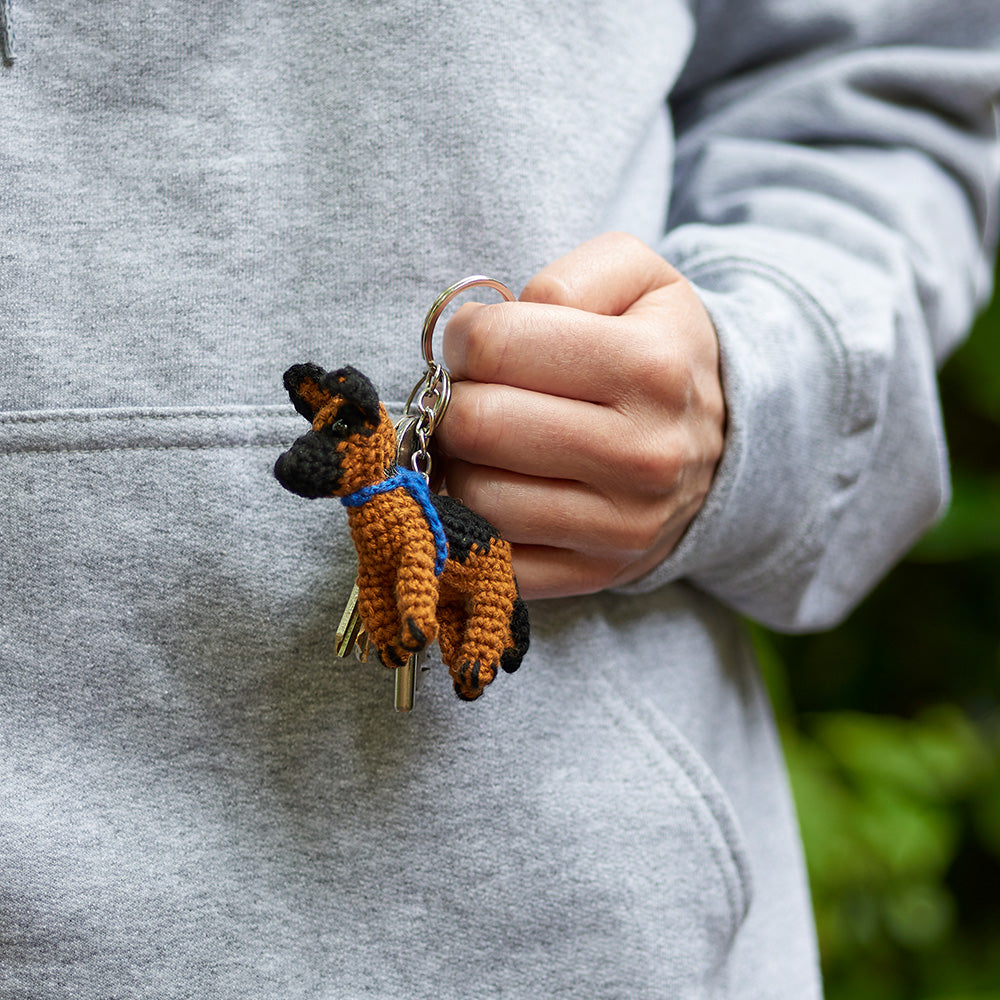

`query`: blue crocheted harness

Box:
[340,467,448,576]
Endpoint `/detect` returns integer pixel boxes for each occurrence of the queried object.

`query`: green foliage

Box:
[759,269,1000,1000]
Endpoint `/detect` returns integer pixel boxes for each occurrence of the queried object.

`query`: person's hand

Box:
[437,232,725,600]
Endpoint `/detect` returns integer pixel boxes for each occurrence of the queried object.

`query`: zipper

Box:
[1,0,15,64]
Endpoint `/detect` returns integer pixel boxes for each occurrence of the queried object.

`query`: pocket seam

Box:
[0,406,302,457]
[591,669,754,933]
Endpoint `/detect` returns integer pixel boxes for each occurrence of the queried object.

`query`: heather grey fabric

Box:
[2,2,998,997]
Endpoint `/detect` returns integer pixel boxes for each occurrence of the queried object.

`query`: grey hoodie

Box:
[2,2,998,997]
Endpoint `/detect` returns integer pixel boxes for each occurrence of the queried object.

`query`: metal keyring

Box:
[420,275,516,366]
[401,276,515,483]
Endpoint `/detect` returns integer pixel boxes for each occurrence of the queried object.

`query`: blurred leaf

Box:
[785,733,875,885]
[972,747,1000,858]
[810,707,992,801]
[853,785,957,878]
[882,881,955,948]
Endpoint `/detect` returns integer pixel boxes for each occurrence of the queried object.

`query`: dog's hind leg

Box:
[448,577,518,700]
[500,592,530,675]
[435,595,465,672]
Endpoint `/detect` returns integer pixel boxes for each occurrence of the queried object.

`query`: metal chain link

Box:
[400,362,452,480]
[399,276,514,482]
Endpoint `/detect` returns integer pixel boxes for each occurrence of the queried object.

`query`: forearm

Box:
[623,8,1000,629]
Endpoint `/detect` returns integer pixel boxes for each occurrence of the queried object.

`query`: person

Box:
[1,1,997,997]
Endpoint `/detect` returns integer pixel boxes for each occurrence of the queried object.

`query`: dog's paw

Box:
[450,659,497,701]
[378,616,432,668]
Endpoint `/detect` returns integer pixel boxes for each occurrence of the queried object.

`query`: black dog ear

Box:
[321,366,381,427]
[283,363,332,421]
[282,363,381,428]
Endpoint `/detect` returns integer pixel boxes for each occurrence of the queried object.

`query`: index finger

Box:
[442,299,632,405]
[441,232,685,404]
[519,231,682,316]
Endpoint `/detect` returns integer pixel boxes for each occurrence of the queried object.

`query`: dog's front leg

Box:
[355,562,406,669]
[387,539,440,665]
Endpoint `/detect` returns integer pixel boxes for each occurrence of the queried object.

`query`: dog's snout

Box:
[274,434,342,498]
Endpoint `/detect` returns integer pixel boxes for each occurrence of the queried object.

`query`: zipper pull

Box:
[1,0,15,65]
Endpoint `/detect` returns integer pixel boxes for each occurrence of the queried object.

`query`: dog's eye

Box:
[330,419,348,435]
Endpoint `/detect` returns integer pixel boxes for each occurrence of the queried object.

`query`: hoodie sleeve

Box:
[622,0,1000,632]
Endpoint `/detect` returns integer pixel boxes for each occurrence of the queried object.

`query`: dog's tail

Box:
[500,593,530,674]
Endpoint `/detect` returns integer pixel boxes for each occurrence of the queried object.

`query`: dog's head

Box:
[274,363,395,498]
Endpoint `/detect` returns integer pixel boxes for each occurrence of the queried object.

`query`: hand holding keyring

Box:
[436,232,726,601]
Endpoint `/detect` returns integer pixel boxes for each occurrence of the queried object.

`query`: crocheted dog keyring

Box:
[274,361,529,703]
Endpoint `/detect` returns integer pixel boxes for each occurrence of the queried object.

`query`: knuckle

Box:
[625,323,688,404]
[603,502,665,555]
[616,429,685,494]
[460,303,513,381]
[604,230,647,255]
[520,271,574,307]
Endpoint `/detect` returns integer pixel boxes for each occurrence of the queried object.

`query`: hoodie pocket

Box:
[1,404,754,1000]
[591,663,754,936]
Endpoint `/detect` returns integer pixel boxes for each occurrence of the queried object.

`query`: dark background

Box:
[758,263,1000,999]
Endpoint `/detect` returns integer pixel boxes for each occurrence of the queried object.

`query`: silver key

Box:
[393,414,425,712]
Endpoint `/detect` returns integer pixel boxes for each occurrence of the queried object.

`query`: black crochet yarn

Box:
[282,363,381,434]
[283,363,329,421]
[323,366,381,430]
[274,427,345,499]
[430,494,499,564]
[500,596,530,674]
[275,363,383,497]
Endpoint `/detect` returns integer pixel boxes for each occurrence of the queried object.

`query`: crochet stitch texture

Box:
[274,363,529,700]
[341,468,449,576]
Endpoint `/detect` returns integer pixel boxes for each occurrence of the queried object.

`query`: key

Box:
[339,578,415,709]
[394,654,418,712]
[336,580,369,661]
[393,413,425,712]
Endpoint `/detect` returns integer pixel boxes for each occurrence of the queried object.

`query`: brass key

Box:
[335,581,369,661]
[338,578,417,707]
[394,655,418,712]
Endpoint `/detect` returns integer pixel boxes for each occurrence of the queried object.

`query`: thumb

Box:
[519,232,681,316]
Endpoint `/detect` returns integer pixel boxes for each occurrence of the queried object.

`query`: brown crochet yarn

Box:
[274,363,529,700]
